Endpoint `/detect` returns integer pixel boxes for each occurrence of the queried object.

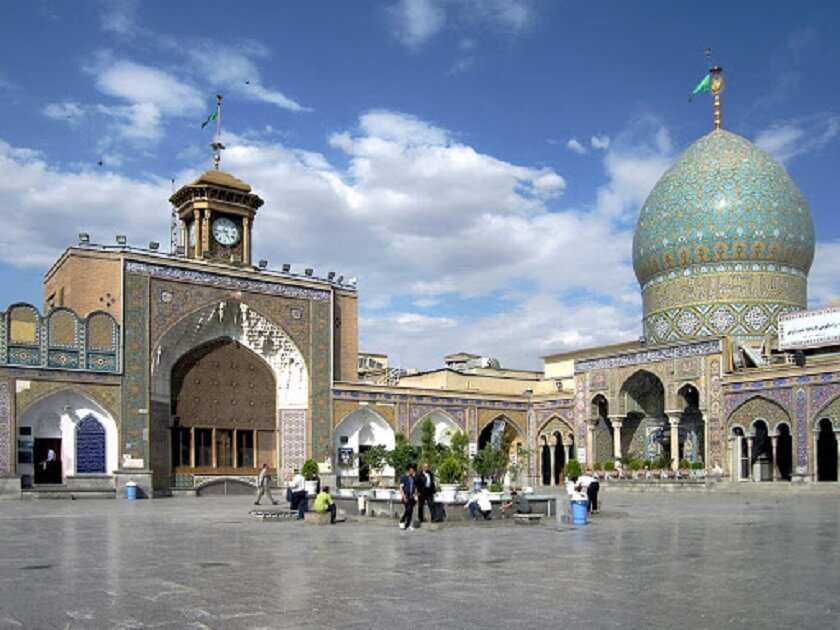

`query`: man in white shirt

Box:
[464,487,493,521]
[575,468,600,514]
[288,468,307,519]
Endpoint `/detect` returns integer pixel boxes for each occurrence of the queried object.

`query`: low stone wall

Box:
[336,494,557,522]
[0,476,19,498]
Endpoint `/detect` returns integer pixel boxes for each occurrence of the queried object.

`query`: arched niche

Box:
[335,408,396,480]
[409,410,460,446]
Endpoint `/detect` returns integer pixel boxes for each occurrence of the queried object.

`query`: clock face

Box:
[212,217,240,246]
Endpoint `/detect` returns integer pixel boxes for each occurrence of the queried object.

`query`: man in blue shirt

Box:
[399,464,417,530]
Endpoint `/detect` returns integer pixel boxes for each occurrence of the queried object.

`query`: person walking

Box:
[415,461,437,526]
[254,463,279,506]
[399,464,417,530]
[289,467,307,519]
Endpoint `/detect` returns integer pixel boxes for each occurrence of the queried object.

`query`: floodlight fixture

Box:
[327,271,336,281]
[337,275,344,284]
[115,235,127,246]
[149,241,160,251]
[304,268,314,277]
[78,233,90,244]
[175,245,186,256]
[281,263,291,273]
[258,259,268,269]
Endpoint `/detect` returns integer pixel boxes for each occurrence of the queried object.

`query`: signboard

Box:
[779,306,840,350]
[468,442,477,458]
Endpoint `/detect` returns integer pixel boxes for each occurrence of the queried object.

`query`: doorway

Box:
[358,444,372,483]
[776,424,793,481]
[33,438,62,484]
[816,419,838,482]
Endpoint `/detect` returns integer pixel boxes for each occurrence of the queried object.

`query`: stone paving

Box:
[0,488,838,629]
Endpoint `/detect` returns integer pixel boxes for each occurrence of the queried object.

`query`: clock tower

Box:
[169,169,264,265]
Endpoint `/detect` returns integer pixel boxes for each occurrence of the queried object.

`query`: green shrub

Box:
[593,461,603,471]
[301,458,320,481]
[489,482,503,492]
[691,461,704,470]
[563,460,582,478]
[628,460,641,471]
[642,460,652,469]
[604,461,616,472]
[437,456,465,485]
[359,444,388,480]
[679,458,691,469]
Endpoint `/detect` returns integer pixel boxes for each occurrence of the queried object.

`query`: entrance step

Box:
[22,486,116,500]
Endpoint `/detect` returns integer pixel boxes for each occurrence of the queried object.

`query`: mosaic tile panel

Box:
[0,379,10,474]
[408,405,465,429]
[281,409,307,471]
[708,358,722,469]
[576,339,719,373]
[810,384,840,419]
[126,261,330,302]
[309,299,332,461]
[122,272,151,464]
[796,388,808,470]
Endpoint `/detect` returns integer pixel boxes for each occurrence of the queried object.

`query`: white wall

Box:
[335,408,396,477]
[409,410,459,446]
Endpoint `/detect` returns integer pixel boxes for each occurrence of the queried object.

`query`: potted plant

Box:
[691,461,705,478]
[679,458,691,478]
[603,461,616,480]
[628,460,641,479]
[301,458,320,495]
[593,461,603,478]
[472,445,509,489]
[487,481,504,500]
[437,456,464,501]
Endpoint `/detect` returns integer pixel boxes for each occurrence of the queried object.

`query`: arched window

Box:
[76,415,106,474]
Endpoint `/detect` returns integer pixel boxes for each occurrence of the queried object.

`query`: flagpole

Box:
[710,66,724,130]
[212,94,225,170]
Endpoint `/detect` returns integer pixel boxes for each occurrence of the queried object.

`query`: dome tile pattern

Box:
[633,130,815,344]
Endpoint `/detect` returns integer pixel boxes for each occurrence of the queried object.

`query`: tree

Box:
[301,458,320,481]
[472,445,509,484]
[387,433,420,479]
[418,417,439,468]
[359,444,388,485]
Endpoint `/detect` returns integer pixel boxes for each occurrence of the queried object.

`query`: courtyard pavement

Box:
[0,488,838,629]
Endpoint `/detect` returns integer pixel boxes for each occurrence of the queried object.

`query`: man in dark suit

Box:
[415,461,437,526]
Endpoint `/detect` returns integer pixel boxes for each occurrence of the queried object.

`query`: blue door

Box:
[76,415,106,473]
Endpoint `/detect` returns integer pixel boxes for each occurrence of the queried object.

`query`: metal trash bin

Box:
[571,499,588,525]
[126,481,138,501]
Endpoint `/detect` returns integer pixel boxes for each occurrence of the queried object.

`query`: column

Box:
[242,216,251,265]
[770,434,778,481]
[609,416,623,463]
[549,442,555,486]
[211,427,217,468]
[836,431,840,482]
[202,209,211,254]
[189,427,196,468]
[179,219,186,249]
[232,429,238,469]
[669,415,681,472]
[192,209,201,257]
[585,419,597,469]
[746,436,754,480]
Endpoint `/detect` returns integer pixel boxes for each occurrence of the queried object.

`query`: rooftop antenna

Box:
[210,94,225,170]
[169,177,178,253]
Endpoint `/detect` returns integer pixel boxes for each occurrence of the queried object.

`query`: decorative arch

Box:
[17,389,118,480]
[46,308,81,348]
[812,395,840,430]
[409,409,460,446]
[335,407,396,480]
[618,369,665,418]
[537,415,574,437]
[727,396,792,433]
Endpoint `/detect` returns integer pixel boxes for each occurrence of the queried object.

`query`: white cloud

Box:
[390,0,446,49]
[809,240,840,306]
[100,0,138,35]
[590,134,610,150]
[89,58,203,116]
[43,101,86,122]
[183,42,310,112]
[0,110,668,369]
[754,114,840,164]
[389,0,535,50]
[566,138,587,155]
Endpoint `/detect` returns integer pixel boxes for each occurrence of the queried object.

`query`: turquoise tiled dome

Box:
[633,129,815,287]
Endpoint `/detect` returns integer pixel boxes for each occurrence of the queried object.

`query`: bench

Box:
[514,513,542,526]
[304,511,332,525]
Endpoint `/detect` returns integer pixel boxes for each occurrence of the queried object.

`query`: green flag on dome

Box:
[200,108,218,129]
[689,73,711,101]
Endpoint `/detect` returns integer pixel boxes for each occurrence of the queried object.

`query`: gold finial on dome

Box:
[210,94,225,170]
[710,65,724,130]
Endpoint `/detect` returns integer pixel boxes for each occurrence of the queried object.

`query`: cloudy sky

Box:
[1,1,839,370]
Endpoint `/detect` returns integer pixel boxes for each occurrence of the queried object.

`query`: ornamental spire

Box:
[210,94,225,170]
[710,65,724,130]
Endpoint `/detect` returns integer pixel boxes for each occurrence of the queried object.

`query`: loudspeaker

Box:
[794,350,806,367]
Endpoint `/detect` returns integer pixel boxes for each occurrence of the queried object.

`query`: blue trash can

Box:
[473,478,482,491]
[126,481,137,501]
[571,499,588,525]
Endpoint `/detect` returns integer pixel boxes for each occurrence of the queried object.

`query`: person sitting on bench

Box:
[313,485,337,524]
[500,491,532,517]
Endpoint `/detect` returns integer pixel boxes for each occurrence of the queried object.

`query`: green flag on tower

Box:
[201,108,218,129]
[689,73,711,101]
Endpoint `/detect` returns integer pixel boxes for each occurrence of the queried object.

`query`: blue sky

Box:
[1,0,839,369]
